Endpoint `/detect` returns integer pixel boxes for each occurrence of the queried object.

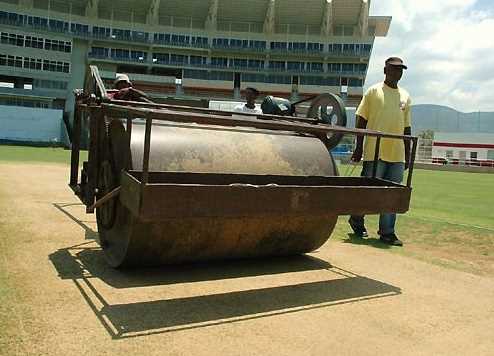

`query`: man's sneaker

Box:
[379,233,403,246]
[348,219,368,238]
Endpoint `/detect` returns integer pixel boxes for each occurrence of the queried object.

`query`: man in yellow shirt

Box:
[348,57,412,246]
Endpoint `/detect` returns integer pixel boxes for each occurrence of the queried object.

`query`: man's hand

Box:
[114,87,132,100]
[351,146,363,163]
[352,116,367,163]
[129,87,148,98]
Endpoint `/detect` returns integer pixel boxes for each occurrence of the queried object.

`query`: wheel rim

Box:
[96,160,117,229]
[307,93,347,149]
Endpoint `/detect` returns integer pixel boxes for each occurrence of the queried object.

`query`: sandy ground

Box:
[1,163,493,356]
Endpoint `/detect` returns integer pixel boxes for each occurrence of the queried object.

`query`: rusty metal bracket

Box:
[69,65,420,215]
[88,186,121,212]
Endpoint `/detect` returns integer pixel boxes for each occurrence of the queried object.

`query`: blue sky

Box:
[474,0,493,12]
[366,0,494,112]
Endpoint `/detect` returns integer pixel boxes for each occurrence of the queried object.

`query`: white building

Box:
[432,132,494,164]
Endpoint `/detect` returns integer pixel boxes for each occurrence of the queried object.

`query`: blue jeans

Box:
[349,160,405,235]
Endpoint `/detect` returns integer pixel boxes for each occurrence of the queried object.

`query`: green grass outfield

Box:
[0,145,87,164]
[338,163,493,230]
[1,144,493,275]
[337,163,494,276]
[1,144,491,229]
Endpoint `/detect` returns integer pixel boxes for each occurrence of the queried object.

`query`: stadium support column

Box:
[205,0,219,31]
[175,74,183,96]
[359,0,369,37]
[146,0,161,26]
[290,76,299,102]
[264,0,276,34]
[321,0,333,36]
[14,78,26,89]
[86,0,99,19]
[234,73,241,99]
[65,40,89,147]
[340,82,348,104]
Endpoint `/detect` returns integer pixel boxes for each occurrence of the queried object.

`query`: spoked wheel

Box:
[307,93,347,149]
[96,160,117,230]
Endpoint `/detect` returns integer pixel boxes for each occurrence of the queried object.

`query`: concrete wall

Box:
[183,79,232,90]
[241,82,291,94]
[298,85,340,95]
[209,100,263,112]
[0,105,63,143]
[209,100,243,111]
[432,147,491,161]
[64,39,89,131]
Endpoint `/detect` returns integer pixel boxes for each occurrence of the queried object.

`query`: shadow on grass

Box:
[49,243,401,340]
[343,233,392,250]
[53,203,98,241]
[51,247,335,289]
[50,202,400,339]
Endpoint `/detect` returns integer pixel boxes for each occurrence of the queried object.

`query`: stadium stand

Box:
[0,0,390,143]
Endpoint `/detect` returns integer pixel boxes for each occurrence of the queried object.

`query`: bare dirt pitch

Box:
[1,163,493,356]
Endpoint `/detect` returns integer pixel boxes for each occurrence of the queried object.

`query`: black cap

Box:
[385,57,408,69]
[245,87,260,95]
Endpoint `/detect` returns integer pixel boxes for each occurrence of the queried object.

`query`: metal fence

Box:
[333,138,494,168]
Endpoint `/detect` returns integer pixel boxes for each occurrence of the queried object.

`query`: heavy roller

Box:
[68,66,417,268]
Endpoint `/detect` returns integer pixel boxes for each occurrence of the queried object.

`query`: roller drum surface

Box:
[98,121,339,267]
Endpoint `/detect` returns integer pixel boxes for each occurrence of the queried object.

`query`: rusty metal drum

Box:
[97,121,339,267]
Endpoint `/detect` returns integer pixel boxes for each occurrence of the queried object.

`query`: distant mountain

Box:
[411,105,494,134]
[344,104,494,134]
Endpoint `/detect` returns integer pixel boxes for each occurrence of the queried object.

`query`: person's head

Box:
[244,87,260,107]
[384,57,407,87]
[114,73,132,90]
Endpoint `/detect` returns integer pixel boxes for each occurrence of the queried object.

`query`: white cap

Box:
[114,73,131,86]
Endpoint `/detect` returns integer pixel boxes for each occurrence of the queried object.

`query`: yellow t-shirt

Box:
[356,82,412,162]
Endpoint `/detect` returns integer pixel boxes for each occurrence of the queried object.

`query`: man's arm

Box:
[351,115,367,162]
[128,87,151,102]
[114,87,152,102]
[404,126,411,170]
